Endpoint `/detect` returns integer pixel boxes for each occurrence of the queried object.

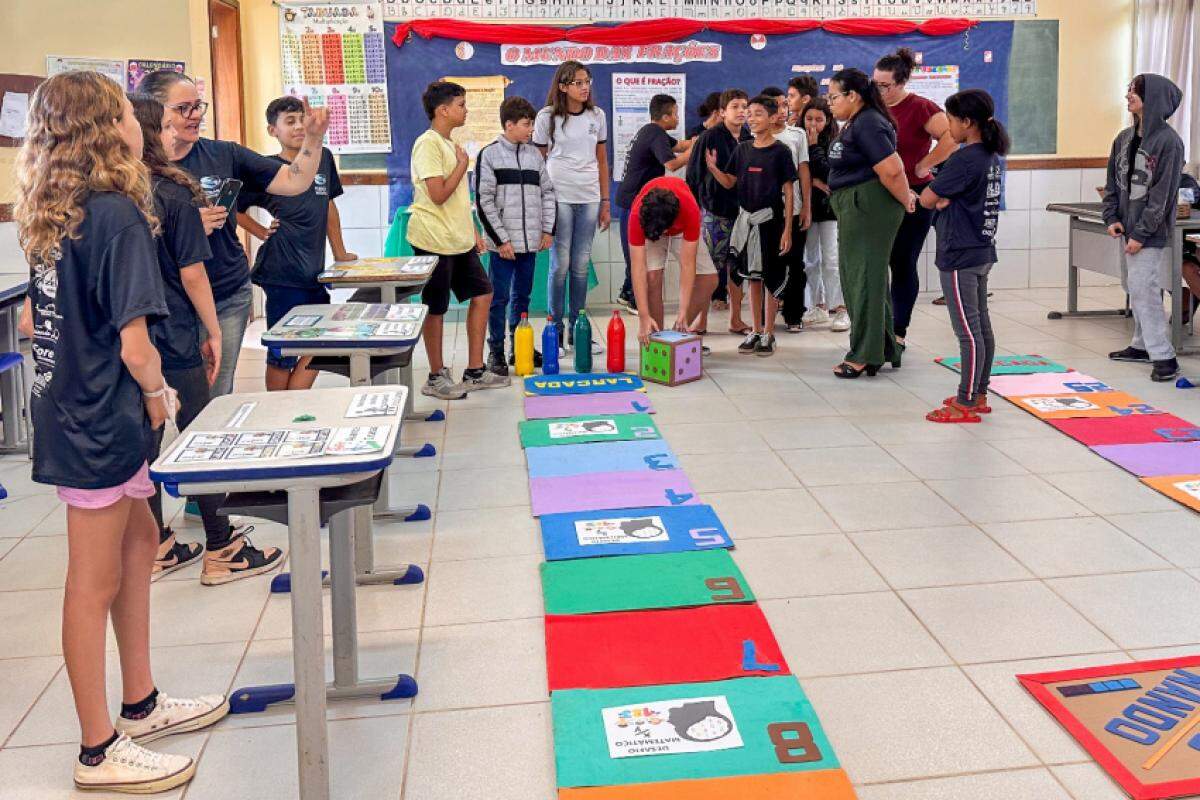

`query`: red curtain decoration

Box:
[391,17,977,49]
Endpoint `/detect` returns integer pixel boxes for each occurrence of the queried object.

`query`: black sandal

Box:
[889,342,906,370]
[833,362,879,379]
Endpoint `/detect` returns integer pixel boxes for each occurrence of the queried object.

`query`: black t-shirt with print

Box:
[239,148,343,288]
[150,178,213,370]
[616,124,677,208]
[930,143,1002,271]
[28,192,168,489]
[724,140,798,214]
[828,108,897,191]
[174,137,280,301]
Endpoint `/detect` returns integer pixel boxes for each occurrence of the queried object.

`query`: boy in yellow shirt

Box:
[407,81,508,398]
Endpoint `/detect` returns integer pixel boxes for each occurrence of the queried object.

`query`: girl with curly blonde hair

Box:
[15,71,227,795]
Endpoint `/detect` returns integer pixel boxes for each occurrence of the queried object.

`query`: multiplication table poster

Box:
[279,2,391,154]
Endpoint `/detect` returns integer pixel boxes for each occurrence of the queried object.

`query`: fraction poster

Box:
[279,2,391,153]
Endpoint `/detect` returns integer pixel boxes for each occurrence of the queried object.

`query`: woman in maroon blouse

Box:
[873,48,958,342]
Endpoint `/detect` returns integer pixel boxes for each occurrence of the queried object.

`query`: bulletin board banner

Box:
[279,2,392,153]
[1018,656,1200,800]
[383,21,1014,208]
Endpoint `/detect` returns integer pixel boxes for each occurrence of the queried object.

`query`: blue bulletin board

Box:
[382,21,1015,214]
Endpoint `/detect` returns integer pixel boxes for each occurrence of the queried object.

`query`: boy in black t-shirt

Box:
[705,95,797,357]
[238,96,356,391]
[615,94,692,306]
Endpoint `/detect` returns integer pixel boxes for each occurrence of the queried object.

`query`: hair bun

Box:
[896,48,916,68]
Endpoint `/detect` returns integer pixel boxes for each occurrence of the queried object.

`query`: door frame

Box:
[208,0,246,143]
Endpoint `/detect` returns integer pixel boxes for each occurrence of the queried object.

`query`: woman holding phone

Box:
[137,70,330,397]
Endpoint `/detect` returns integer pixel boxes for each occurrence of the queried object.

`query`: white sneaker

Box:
[73,733,195,794]
[421,368,468,400]
[462,368,511,391]
[802,307,829,326]
[830,309,851,332]
[116,692,230,744]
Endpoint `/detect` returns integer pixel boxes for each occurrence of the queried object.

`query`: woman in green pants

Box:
[826,68,916,378]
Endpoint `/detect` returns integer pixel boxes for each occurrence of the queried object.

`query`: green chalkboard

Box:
[1009,20,1059,155]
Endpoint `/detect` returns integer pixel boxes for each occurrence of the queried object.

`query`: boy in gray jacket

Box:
[1103,73,1185,382]
[475,96,557,374]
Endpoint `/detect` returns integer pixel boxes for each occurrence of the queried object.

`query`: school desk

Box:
[0,270,28,453]
[318,254,441,427]
[1047,202,1200,354]
[263,302,428,587]
[150,387,416,800]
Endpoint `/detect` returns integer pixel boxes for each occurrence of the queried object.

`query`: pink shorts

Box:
[56,463,156,510]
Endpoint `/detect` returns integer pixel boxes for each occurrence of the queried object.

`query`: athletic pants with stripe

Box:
[940,263,996,404]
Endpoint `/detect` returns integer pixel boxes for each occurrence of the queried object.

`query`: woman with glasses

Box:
[826,68,914,379]
[534,61,610,354]
[872,48,958,339]
[136,70,329,397]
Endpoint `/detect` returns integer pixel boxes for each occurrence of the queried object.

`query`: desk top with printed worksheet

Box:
[318,255,438,285]
[261,302,427,351]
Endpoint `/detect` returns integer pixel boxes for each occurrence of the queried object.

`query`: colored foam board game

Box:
[557,771,858,800]
[524,373,645,396]
[519,414,660,448]
[1049,415,1200,447]
[938,354,1069,374]
[988,372,1112,398]
[525,392,654,420]
[640,331,703,386]
[526,440,679,479]
[1140,475,1200,512]
[531,469,698,517]
[1009,391,1162,420]
[546,604,788,691]
[1091,443,1200,478]
[552,676,840,788]
[539,505,732,561]
[1018,656,1200,799]
[541,550,751,615]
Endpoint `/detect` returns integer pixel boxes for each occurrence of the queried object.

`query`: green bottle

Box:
[573,312,593,373]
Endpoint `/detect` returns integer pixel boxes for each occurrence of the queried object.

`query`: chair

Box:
[0,351,30,454]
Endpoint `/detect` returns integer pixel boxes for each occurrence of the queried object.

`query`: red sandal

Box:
[927,401,982,424]
[943,396,992,414]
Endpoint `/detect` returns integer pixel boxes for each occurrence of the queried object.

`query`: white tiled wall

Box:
[0,168,1122,300]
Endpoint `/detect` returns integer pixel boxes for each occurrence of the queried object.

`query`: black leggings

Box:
[888,203,934,339]
[781,220,808,325]
[149,365,231,551]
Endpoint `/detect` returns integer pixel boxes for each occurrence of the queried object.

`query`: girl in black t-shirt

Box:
[14,72,227,794]
[801,98,848,331]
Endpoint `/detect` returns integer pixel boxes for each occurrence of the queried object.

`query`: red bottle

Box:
[607,309,626,373]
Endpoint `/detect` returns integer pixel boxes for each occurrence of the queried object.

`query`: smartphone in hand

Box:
[213,178,244,211]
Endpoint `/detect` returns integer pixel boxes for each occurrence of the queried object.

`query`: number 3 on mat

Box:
[767,722,823,764]
[705,576,745,602]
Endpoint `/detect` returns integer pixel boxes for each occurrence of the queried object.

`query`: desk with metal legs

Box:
[0,274,29,454]
[262,303,429,587]
[150,388,417,800]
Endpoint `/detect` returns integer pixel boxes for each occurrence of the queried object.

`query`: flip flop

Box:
[926,402,981,424]
[944,396,992,414]
[728,325,752,336]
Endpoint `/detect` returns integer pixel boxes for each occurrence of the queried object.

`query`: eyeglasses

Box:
[564,79,593,88]
[874,81,896,91]
[167,101,209,118]
[826,91,847,102]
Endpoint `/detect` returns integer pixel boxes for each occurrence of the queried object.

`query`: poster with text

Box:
[441,75,509,160]
[278,1,391,154]
[612,73,686,182]
[46,56,125,86]
[908,65,960,111]
[126,59,186,92]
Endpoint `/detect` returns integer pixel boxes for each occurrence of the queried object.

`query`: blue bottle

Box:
[541,316,560,375]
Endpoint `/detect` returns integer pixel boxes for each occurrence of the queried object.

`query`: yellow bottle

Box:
[514,313,535,376]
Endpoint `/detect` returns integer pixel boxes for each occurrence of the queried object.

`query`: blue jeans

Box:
[207,283,253,398]
[488,251,537,354]
[548,201,599,338]
[615,204,633,299]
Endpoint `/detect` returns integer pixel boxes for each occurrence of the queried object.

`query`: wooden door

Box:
[208,0,245,144]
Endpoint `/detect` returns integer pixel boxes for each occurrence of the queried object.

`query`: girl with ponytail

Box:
[918,89,1008,423]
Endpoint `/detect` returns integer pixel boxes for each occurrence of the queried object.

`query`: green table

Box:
[384,206,599,314]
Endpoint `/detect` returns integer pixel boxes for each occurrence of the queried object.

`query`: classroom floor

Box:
[1,284,1200,799]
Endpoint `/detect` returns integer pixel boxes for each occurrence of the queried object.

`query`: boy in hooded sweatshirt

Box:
[1103,73,1185,382]
[475,96,557,374]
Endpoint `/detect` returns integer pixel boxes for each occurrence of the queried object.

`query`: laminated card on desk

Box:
[539,505,731,561]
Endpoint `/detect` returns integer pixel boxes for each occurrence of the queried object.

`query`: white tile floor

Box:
[1,284,1199,799]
